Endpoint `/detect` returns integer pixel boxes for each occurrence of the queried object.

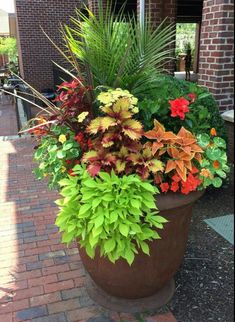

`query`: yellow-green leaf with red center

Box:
[122,119,143,140]
[82,150,99,163]
[87,117,116,134]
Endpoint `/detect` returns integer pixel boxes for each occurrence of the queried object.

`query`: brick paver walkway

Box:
[0,137,177,320]
[0,95,18,137]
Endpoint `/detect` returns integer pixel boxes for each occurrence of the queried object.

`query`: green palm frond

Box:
[64,0,176,96]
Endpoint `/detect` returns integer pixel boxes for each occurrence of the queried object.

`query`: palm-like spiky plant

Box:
[64,0,176,97]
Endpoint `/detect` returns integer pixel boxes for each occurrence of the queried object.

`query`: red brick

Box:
[28,274,58,287]
[42,263,70,276]
[24,245,50,256]
[14,286,44,301]
[44,279,74,293]
[67,307,101,321]
[74,276,86,288]
[0,312,13,322]
[30,292,61,307]
[0,299,29,314]
[16,269,42,281]
[145,312,177,322]
[58,269,84,281]
[47,298,80,314]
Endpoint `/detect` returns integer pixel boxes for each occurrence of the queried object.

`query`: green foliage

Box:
[0,37,18,63]
[197,134,230,188]
[64,1,175,96]
[137,75,227,139]
[33,125,81,189]
[55,165,168,265]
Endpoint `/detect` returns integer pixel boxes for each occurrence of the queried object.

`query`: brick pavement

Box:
[0,95,18,137]
[0,134,177,322]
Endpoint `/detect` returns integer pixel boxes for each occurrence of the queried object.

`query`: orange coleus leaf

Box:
[176,127,203,154]
[165,160,175,174]
[145,120,177,155]
[176,165,187,182]
[122,119,143,140]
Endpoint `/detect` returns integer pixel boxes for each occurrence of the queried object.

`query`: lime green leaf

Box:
[124,248,135,266]
[104,239,116,253]
[79,204,92,216]
[119,224,129,237]
[212,177,223,188]
[140,241,150,255]
[94,214,104,228]
[213,137,226,149]
[155,216,168,223]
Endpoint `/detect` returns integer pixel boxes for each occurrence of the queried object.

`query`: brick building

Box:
[15,0,234,110]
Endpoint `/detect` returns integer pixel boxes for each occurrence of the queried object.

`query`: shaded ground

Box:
[169,168,234,322]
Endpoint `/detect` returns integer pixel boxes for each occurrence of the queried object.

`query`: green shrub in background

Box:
[137,75,227,141]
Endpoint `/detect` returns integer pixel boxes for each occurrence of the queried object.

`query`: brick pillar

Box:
[15,0,81,92]
[137,0,177,74]
[137,0,176,27]
[88,0,107,15]
[198,0,234,111]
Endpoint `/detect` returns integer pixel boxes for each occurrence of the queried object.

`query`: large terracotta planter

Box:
[79,190,204,300]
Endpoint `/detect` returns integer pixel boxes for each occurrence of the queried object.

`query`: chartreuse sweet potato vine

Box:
[55,165,168,265]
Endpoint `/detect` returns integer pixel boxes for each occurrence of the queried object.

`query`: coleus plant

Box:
[82,89,164,179]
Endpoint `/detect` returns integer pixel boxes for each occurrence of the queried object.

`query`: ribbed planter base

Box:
[85,273,175,313]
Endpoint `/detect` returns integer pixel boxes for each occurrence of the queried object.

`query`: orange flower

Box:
[210,128,217,136]
[200,168,212,178]
[213,160,220,169]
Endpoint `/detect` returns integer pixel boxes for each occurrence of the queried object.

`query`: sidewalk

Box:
[0,95,18,137]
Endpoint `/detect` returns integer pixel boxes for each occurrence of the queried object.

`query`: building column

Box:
[137,0,177,74]
[198,0,234,111]
[88,0,107,15]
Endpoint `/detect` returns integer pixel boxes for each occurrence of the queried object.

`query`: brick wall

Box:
[198,0,234,111]
[15,0,81,92]
[88,0,107,16]
[137,0,176,26]
[137,0,176,73]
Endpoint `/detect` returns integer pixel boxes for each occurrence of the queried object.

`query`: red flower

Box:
[75,160,80,165]
[181,173,202,195]
[169,97,190,120]
[68,169,76,177]
[188,93,197,103]
[87,139,93,149]
[74,132,84,146]
[65,160,73,165]
[172,174,181,182]
[160,183,170,193]
[171,181,179,192]
[191,166,199,174]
